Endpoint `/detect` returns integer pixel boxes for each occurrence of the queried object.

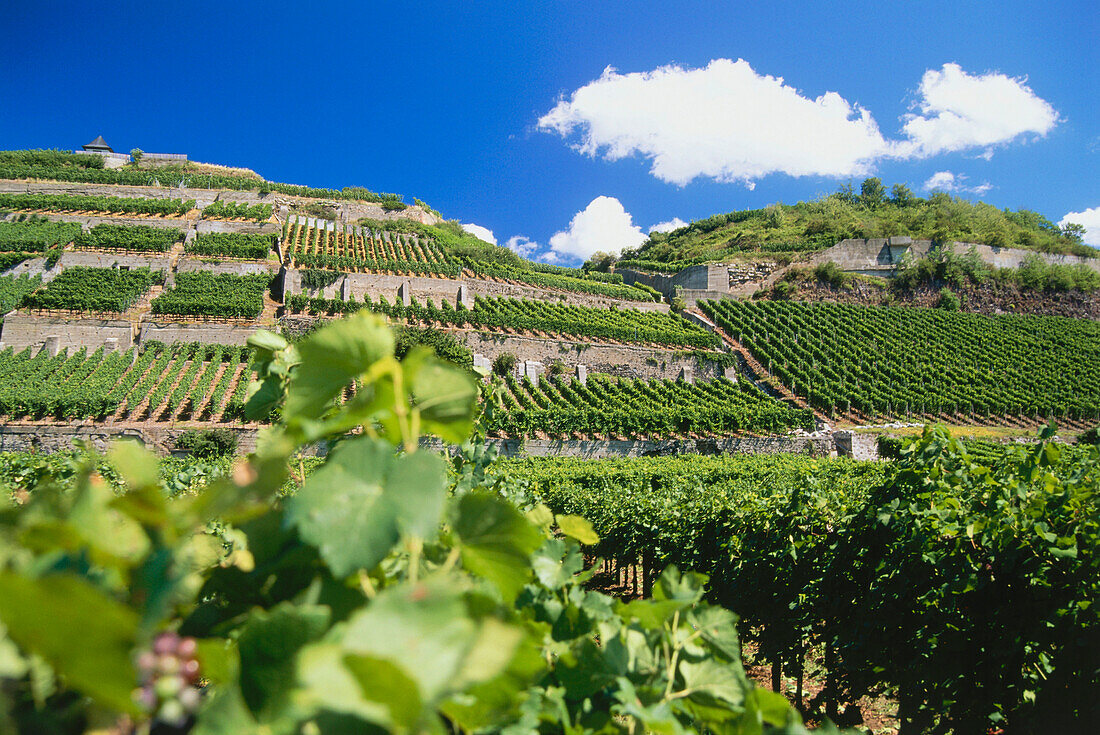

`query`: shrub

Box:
[937,286,960,311]
[173,428,238,458]
[492,352,517,376]
[813,260,850,288]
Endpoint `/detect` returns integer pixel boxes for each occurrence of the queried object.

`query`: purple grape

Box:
[179,686,202,712]
[132,686,157,712]
[153,632,180,656]
[181,658,201,682]
[176,637,198,659]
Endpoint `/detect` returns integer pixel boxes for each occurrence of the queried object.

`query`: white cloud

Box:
[461,223,496,245]
[900,63,1059,158]
[922,170,992,196]
[536,250,564,264]
[648,217,687,234]
[539,60,1059,187]
[504,235,538,257]
[548,196,647,261]
[1059,207,1100,248]
[538,58,892,186]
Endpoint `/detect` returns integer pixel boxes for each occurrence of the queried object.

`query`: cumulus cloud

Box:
[538,58,892,186]
[900,63,1059,158]
[539,60,1059,187]
[547,196,647,261]
[922,170,992,196]
[649,217,688,234]
[1059,207,1100,248]
[504,235,538,257]
[461,223,496,245]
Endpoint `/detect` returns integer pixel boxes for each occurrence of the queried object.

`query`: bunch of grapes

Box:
[133,632,203,728]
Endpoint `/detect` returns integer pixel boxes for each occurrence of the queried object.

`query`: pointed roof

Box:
[82,135,113,152]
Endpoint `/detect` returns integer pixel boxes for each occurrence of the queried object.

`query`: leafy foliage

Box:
[201,201,272,222]
[0,313,830,734]
[0,274,40,314]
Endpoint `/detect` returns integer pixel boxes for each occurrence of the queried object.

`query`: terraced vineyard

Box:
[201,200,272,222]
[21,266,162,312]
[282,218,460,277]
[287,292,719,348]
[0,192,194,216]
[486,374,813,437]
[0,343,251,422]
[702,299,1100,421]
[0,218,81,251]
[151,272,271,319]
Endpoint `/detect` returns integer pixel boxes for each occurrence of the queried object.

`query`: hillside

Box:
[615,178,1095,271]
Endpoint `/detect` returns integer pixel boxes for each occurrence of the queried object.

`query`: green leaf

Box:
[531,538,585,590]
[107,438,160,491]
[454,492,544,601]
[404,346,478,443]
[286,436,448,578]
[556,514,600,545]
[236,602,331,723]
[0,572,139,713]
[285,311,394,422]
[678,658,747,706]
[341,580,498,703]
[342,654,424,730]
[247,329,288,353]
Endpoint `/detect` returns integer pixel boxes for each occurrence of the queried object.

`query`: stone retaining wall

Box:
[284,269,670,313]
[59,251,172,272]
[454,330,727,381]
[0,424,848,460]
[139,320,260,346]
[0,313,134,352]
[176,257,280,277]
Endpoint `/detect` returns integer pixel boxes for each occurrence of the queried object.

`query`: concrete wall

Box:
[194,219,279,236]
[455,330,725,381]
[284,269,670,313]
[618,263,726,295]
[0,313,134,352]
[139,321,259,346]
[833,430,880,460]
[0,424,263,457]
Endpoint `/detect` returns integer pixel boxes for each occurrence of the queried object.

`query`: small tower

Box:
[81,135,114,153]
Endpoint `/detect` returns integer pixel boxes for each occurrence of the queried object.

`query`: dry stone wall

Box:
[139,321,259,346]
[0,313,134,352]
[455,330,726,381]
[284,269,670,312]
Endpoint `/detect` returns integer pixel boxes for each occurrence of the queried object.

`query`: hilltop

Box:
[613,178,1095,272]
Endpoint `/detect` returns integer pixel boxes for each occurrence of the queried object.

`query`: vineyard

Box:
[0,192,194,216]
[702,299,1100,421]
[184,232,274,259]
[286,292,720,348]
[201,200,272,222]
[20,266,162,312]
[486,373,813,437]
[282,218,461,277]
[0,342,251,422]
[466,260,657,300]
[74,223,183,252]
[0,218,81,251]
[151,272,271,319]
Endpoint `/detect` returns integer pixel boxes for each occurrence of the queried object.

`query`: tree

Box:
[890,183,916,207]
[1061,222,1086,242]
[860,177,887,208]
[129,148,144,165]
[584,250,616,272]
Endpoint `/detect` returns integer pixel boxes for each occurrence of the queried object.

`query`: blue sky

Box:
[1,1,1097,262]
